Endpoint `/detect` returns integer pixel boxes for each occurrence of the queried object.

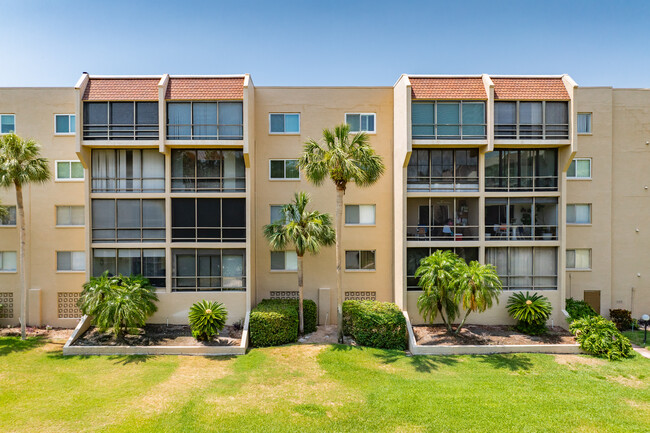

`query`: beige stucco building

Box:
[0,73,648,329]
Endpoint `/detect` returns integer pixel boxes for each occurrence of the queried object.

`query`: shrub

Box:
[188,300,228,341]
[506,292,552,335]
[342,300,407,350]
[258,299,317,334]
[609,309,633,331]
[250,302,298,347]
[569,316,634,360]
[565,298,598,322]
[78,272,158,337]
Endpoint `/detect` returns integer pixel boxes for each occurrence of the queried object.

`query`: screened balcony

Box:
[166,101,243,140]
[407,197,479,241]
[83,102,159,140]
[412,101,486,140]
[485,149,558,192]
[407,148,478,192]
[485,197,558,241]
[494,101,569,140]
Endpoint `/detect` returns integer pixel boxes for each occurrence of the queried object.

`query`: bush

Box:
[250,302,298,347]
[342,300,407,350]
[506,292,552,335]
[565,298,598,322]
[188,300,228,341]
[609,309,633,331]
[258,299,317,334]
[570,316,634,360]
[78,272,158,337]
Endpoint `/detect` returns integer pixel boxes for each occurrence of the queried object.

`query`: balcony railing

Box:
[485,175,558,192]
[494,123,569,140]
[485,225,558,241]
[171,176,246,193]
[166,124,243,140]
[406,225,479,241]
[83,124,159,140]
[407,176,479,192]
[412,124,487,140]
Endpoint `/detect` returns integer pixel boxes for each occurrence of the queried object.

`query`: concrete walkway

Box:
[632,344,650,359]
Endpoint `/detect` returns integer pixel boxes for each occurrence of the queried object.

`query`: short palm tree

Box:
[300,124,385,342]
[263,192,335,334]
[0,133,51,340]
[454,261,502,334]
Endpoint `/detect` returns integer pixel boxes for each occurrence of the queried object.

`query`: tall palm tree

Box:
[454,261,502,334]
[263,192,335,334]
[299,124,385,342]
[0,133,50,340]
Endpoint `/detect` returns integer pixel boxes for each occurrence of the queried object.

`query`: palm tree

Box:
[415,250,462,333]
[299,124,385,342]
[0,133,50,340]
[263,192,335,334]
[453,261,502,334]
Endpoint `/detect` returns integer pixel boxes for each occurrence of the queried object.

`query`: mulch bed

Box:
[0,326,74,342]
[413,324,576,346]
[72,324,242,347]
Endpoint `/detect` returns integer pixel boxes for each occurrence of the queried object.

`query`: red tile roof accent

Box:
[410,77,487,100]
[165,77,244,100]
[492,77,570,100]
[83,79,160,101]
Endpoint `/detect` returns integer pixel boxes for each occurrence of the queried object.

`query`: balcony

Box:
[83,102,159,141]
[494,101,569,140]
[485,149,558,192]
[407,198,479,242]
[485,197,558,241]
[407,148,479,192]
[412,101,486,140]
[166,102,243,140]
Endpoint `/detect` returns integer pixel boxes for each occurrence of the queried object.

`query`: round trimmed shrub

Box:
[342,300,407,350]
[188,300,228,341]
[250,302,299,347]
[258,299,317,334]
[506,292,552,335]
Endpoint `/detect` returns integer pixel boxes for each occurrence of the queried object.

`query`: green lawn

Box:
[0,337,648,433]
[623,330,649,349]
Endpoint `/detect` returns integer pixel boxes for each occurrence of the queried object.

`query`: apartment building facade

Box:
[0,73,649,329]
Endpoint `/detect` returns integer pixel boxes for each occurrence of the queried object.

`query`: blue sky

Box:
[2,0,649,88]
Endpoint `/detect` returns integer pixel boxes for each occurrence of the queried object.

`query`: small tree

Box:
[454,261,502,334]
[0,133,50,340]
[263,192,335,334]
[300,124,385,342]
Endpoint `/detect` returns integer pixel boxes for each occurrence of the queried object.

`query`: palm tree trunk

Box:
[335,187,344,343]
[455,309,471,335]
[297,253,304,335]
[15,182,27,340]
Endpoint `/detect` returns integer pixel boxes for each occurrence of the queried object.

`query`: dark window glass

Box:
[110,102,134,125]
[84,102,108,125]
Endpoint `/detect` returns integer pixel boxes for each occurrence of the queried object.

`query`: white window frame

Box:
[0,114,16,135]
[566,248,591,271]
[566,204,592,225]
[269,159,300,180]
[54,114,76,136]
[56,205,85,227]
[56,251,86,273]
[577,113,592,135]
[0,251,17,272]
[345,113,376,134]
[55,160,85,182]
[0,205,16,227]
[345,204,376,226]
[567,158,592,180]
[344,249,376,272]
[268,113,300,135]
[270,250,298,272]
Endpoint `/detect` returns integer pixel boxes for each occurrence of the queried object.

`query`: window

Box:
[567,158,591,179]
[567,249,591,270]
[92,149,164,192]
[411,102,486,139]
[407,148,479,192]
[0,251,17,272]
[407,247,478,291]
[485,197,558,241]
[578,113,592,134]
[172,248,245,291]
[172,198,245,242]
[269,113,300,134]
[167,101,243,140]
[0,206,16,226]
[270,205,284,223]
[345,250,375,270]
[0,114,15,134]
[346,113,376,133]
[271,251,298,271]
[485,149,558,191]
[345,205,375,225]
[55,114,76,134]
[408,198,480,241]
[56,206,84,226]
[57,251,85,272]
[567,204,591,224]
[92,248,165,287]
[269,159,300,180]
[171,149,245,192]
[486,247,557,290]
[83,102,158,140]
[494,101,569,139]
[56,160,84,181]
[92,199,165,243]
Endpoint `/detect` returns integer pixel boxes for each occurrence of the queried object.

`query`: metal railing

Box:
[171,176,246,193]
[91,177,165,193]
[166,124,244,140]
[406,225,479,241]
[171,226,246,243]
[484,176,558,191]
[83,124,159,140]
[91,227,166,243]
[485,225,557,241]
[406,176,479,192]
[412,124,487,140]
[172,276,246,292]
[495,123,569,140]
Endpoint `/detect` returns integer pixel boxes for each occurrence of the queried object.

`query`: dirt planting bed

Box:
[413,324,575,346]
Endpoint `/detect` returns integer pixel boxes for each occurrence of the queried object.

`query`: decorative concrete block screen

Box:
[344,291,377,301]
[0,292,14,318]
[269,291,299,300]
[58,292,82,319]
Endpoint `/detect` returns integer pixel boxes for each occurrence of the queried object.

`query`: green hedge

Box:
[250,302,298,347]
[342,300,407,350]
[258,299,317,334]
[569,315,634,360]
[565,298,598,323]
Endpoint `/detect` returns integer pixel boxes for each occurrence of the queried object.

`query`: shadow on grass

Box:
[109,354,157,365]
[373,350,461,373]
[474,354,533,371]
[331,343,356,352]
[0,336,46,356]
